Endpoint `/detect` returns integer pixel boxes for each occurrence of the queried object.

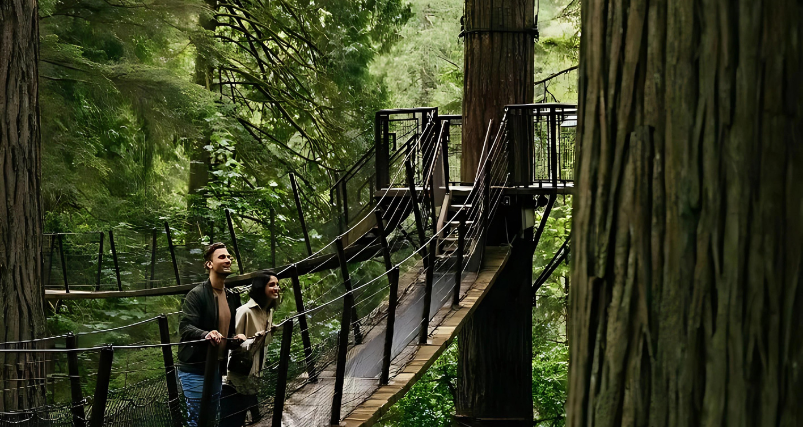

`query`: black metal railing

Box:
[505,103,577,188]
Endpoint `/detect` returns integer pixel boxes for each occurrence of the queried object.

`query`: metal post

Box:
[374,209,393,271]
[441,119,451,193]
[405,159,427,248]
[272,319,294,427]
[381,267,399,385]
[419,239,436,344]
[108,230,123,291]
[66,334,86,427]
[225,209,244,273]
[164,222,181,287]
[291,265,315,381]
[341,180,349,228]
[58,234,69,293]
[289,173,313,257]
[95,232,104,291]
[198,342,218,427]
[335,238,362,344]
[453,218,466,307]
[375,112,389,190]
[330,291,353,426]
[270,206,276,268]
[89,345,114,427]
[158,315,183,427]
[550,108,558,188]
[45,235,56,288]
[149,229,157,288]
[481,155,491,266]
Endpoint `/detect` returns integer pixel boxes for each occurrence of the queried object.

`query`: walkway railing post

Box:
[150,228,157,288]
[291,264,315,381]
[441,119,451,193]
[330,291,353,426]
[374,209,393,271]
[340,180,349,227]
[550,108,558,188]
[225,209,244,273]
[405,159,427,248]
[158,315,183,427]
[419,239,436,344]
[271,319,294,427]
[198,342,218,427]
[89,345,114,427]
[164,222,181,287]
[58,234,69,293]
[95,232,104,292]
[481,153,491,266]
[66,333,86,427]
[108,229,123,291]
[290,173,313,257]
[453,217,466,308]
[335,237,362,344]
[381,267,399,385]
[45,235,56,288]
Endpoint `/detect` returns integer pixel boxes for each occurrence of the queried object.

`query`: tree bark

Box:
[568,0,803,425]
[460,0,534,182]
[187,0,217,239]
[456,1,535,424]
[0,0,47,410]
[457,231,536,425]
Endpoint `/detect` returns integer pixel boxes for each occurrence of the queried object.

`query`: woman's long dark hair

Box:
[250,272,280,310]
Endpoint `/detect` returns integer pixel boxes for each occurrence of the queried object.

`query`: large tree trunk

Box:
[460,0,534,182]
[187,0,217,239]
[568,0,803,425]
[456,230,536,425]
[456,1,535,424]
[0,0,47,410]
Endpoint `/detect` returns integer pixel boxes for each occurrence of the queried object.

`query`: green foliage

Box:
[531,199,571,426]
[377,341,458,427]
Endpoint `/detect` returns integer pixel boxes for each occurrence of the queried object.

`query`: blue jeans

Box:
[178,369,222,427]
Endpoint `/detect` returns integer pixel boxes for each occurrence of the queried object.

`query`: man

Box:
[178,242,245,426]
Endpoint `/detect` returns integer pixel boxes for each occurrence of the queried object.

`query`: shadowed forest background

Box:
[39,0,579,424]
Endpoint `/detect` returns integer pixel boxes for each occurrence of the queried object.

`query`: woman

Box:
[220,272,281,427]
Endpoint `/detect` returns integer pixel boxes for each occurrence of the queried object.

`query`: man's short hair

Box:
[204,242,227,270]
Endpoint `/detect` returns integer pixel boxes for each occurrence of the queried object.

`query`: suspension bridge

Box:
[0,103,575,427]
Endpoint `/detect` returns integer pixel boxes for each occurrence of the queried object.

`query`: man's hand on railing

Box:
[205,330,223,345]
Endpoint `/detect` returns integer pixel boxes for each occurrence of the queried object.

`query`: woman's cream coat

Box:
[224,298,273,395]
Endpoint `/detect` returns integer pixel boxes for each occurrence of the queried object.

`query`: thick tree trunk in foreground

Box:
[456,0,536,424]
[0,0,47,410]
[569,0,803,425]
[460,0,534,182]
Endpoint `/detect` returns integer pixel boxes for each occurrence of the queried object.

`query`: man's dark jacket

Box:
[178,279,241,374]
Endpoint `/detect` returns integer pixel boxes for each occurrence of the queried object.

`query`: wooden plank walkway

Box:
[261,246,509,427]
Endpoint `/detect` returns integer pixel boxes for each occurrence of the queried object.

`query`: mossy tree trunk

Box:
[187,0,217,239]
[0,0,47,410]
[569,0,803,425]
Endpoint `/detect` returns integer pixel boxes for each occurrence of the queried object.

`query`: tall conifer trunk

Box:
[187,0,217,239]
[0,0,47,410]
[569,0,803,425]
[456,0,535,424]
